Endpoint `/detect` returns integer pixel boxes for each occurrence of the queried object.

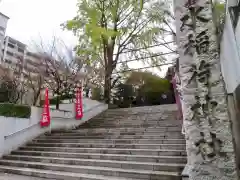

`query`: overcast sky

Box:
[0,0,78,47]
[0,0,171,77]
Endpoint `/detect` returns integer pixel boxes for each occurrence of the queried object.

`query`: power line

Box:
[117,51,177,64]
[113,62,175,74]
[115,41,176,55]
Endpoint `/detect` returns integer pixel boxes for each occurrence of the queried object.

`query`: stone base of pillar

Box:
[182,164,192,179]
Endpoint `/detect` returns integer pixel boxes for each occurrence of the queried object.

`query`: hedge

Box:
[40,93,75,106]
[0,103,31,118]
[40,98,63,106]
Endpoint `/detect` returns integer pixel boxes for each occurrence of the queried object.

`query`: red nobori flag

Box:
[75,87,83,120]
[40,88,51,127]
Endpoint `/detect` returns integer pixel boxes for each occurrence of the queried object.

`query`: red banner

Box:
[40,88,51,127]
[75,87,83,120]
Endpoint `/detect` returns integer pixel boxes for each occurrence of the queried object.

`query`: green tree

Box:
[129,71,170,105]
[113,71,170,107]
[63,0,171,103]
[113,83,134,108]
[126,71,170,92]
[0,79,20,104]
[91,87,102,101]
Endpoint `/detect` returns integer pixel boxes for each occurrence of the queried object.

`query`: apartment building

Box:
[1,35,89,103]
[1,36,55,78]
[0,12,9,60]
[2,36,26,73]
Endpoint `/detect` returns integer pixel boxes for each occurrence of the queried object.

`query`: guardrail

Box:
[4,122,39,139]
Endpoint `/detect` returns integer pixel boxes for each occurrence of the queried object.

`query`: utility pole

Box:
[173,0,238,179]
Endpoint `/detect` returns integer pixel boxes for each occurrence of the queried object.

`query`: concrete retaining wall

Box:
[0,99,108,157]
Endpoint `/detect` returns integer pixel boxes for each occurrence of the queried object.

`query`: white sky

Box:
[0,0,172,77]
[0,0,78,47]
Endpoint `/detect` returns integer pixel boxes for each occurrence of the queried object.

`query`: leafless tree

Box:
[33,37,87,109]
[24,71,44,106]
[0,62,23,104]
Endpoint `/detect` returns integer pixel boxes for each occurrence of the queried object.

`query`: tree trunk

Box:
[103,45,114,104]
[174,0,238,179]
[33,95,38,106]
[33,90,41,106]
[55,96,60,110]
[55,89,60,110]
[104,71,111,104]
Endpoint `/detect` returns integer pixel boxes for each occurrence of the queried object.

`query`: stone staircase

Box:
[0,105,186,180]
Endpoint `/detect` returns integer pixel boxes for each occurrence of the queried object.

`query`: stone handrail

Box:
[4,122,39,139]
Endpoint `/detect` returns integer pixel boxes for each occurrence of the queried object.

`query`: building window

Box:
[6,51,13,56]
[8,43,14,49]
[5,59,12,64]
[18,48,24,53]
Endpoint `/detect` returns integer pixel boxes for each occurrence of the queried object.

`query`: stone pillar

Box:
[173,0,238,179]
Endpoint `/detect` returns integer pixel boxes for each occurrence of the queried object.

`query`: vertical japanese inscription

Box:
[180,0,221,160]
[181,2,210,56]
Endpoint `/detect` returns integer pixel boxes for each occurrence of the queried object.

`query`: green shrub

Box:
[40,92,74,107]
[49,98,62,105]
[92,87,102,101]
[60,93,74,100]
[0,103,31,118]
[40,96,65,106]
[0,79,20,104]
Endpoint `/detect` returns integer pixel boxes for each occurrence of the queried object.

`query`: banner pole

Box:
[75,81,84,120]
[49,119,52,134]
[40,88,51,128]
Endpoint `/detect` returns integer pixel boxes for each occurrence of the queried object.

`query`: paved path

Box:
[0,173,52,180]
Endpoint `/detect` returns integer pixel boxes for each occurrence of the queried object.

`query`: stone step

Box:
[19,147,187,156]
[0,160,182,179]
[50,131,182,136]
[50,127,182,134]
[95,115,178,119]
[11,151,187,163]
[94,112,175,115]
[46,131,183,137]
[26,142,186,150]
[91,118,178,121]
[34,138,186,144]
[88,119,179,122]
[2,155,185,172]
[95,118,178,121]
[77,125,181,129]
[78,124,182,129]
[0,105,184,180]
[96,112,176,115]
[91,119,179,123]
[0,173,54,180]
[0,165,181,180]
[42,134,184,139]
[79,121,182,126]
